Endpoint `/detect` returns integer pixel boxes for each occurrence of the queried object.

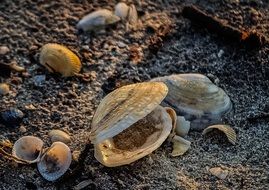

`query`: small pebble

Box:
[0,83,10,95]
[217,49,224,58]
[19,126,27,133]
[33,75,46,87]
[0,46,10,55]
[0,108,24,127]
[209,167,229,179]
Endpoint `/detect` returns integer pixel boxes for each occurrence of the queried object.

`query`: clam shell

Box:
[171,135,191,157]
[77,9,120,32]
[90,82,168,144]
[37,142,72,181]
[151,74,232,131]
[202,124,236,145]
[94,105,175,167]
[39,43,81,77]
[127,4,138,25]
[176,116,190,137]
[0,83,10,95]
[115,2,129,20]
[48,129,71,144]
[12,136,43,163]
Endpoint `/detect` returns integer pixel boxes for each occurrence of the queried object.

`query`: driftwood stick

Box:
[182,5,268,47]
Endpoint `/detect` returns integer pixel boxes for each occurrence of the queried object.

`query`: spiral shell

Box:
[39,43,81,77]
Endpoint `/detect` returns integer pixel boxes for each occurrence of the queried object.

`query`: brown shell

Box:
[202,124,236,145]
[39,43,81,77]
[90,82,168,144]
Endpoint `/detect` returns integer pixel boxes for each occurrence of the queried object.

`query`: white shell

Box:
[152,74,232,131]
[12,136,43,163]
[77,9,120,32]
[176,116,190,137]
[114,2,129,20]
[37,142,72,181]
[48,130,71,144]
[171,135,191,157]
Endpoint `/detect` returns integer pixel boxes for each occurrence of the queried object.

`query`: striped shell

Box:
[90,82,177,167]
[39,43,81,77]
[37,142,72,181]
[202,124,236,145]
[152,74,232,131]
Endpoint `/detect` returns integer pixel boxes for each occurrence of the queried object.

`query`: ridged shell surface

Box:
[39,43,81,77]
[90,82,168,144]
[37,142,72,181]
[152,74,232,130]
[12,136,43,163]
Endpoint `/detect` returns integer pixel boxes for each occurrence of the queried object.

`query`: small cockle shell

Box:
[127,4,138,25]
[39,43,81,77]
[114,2,129,20]
[12,136,43,163]
[77,9,120,32]
[0,83,10,95]
[48,129,71,144]
[37,142,72,181]
[171,135,191,157]
[90,82,177,167]
[152,74,232,131]
[202,124,236,145]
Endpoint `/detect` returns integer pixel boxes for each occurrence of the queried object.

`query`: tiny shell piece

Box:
[202,124,236,145]
[115,2,129,20]
[0,83,10,95]
[12,136,44,163]
[37,142,72,181]
[127,4,138,25]
[171,135,191,157]
[176,116,190,137]
[209,167,229,179]
[77,9,120,32]
[39,43,81,77]
[49,130,71,144]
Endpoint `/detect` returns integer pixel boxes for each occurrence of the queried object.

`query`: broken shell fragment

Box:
[209,167,229,179]
[39,43,81,77]
[202,124,236,145]
[77,9,120,32]
[90,82,176,167]
[12,136,43,163]
[176,116,190,137]
[0,83,10,95]
[127,4,138,25]
[171,135,191,157]
[37,142,72,181]
[152,74,232,131]
[115,2,129,20]
[48,129,71,144]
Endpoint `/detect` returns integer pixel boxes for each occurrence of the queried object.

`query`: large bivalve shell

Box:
[77,9,120,32]
[12,136,43,163]
[90,82,176,167]
[152,74,232,131]
[39,43,81,77]
[37,142,72,181]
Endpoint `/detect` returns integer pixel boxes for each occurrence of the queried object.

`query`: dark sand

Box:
[0,0,268,189]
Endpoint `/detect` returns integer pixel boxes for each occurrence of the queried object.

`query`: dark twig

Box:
[247,111,269,121]
[182,5,268,48]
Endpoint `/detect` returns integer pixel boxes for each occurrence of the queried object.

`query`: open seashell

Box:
[171,135,191,157]
[202,124,236,145]
[176,116,190,137]
[114,2,129,20]
[90,82,177,167]
[77,9,120,32]
[48,129,71,144]
[151,74,232,131]
[39,43,81,77]
[12,136,43,163]
[37,142,72,181]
